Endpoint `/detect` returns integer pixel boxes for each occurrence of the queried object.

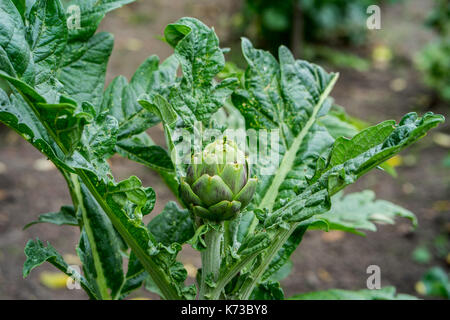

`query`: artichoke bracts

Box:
[180,138,257,221]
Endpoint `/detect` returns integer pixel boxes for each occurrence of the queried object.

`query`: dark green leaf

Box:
[23,238,98,299]
[27,0,67,101]
[261,223,308,281]
[120,252,147,298]
[268,259,293,282]
[0,88,68,169]
[24,205,78,229]
[250,281,284,300]
[232,38,338,212]
[115,132,174,172]
[148,201,195,246]
[160,18,238,127]
[310,112,444,195]
[0,0,35,85]
[61,0,135,41]
[318,113,359,139]
[417,267,450,299]
[58,32,113,107]
[76,182,125,300]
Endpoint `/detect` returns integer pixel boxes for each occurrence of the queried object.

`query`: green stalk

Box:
[70,173,111,300]
[199,224,223,299]
[238,225,296,300]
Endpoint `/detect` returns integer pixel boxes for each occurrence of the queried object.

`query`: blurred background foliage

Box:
[232,0,402,60]
[414,0,450,103]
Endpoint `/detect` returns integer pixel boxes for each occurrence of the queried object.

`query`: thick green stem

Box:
[199,224,223,299]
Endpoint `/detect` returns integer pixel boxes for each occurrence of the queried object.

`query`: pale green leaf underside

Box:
[312,190,417,235]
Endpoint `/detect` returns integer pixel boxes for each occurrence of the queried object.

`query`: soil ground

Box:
[0,0,448,299]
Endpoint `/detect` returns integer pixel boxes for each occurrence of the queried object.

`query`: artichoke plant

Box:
[180,138,257,221]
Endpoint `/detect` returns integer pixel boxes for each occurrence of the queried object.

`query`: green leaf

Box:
[120,252,148,298]
[261,221,310,282]
[237,232,271,256]
[417,267,450,299]
[309,112,444,195]
[23,239,98,299]
[311,190,417,235]
[290,286,418,300]
[61,0,135,41]
[93,174,190,299]
[58,32,113,107]
[23,205,78,229]
[0,0,35,85]
[115,132,174,172]
[1,1,119,106]
[262,113,443,233]
[147,201,195,246]
[235,109,443,298]
[161,17,238,127]
[104,55,179,181]
[66,112,119,182]
[412,246,432,264]
[27,0,67,100]
[224,210,259,257]
[267,260,293,282]
[102,54,178,139]
[250,281,284,300]
[1,0,191,301]
[318,113,359,139]
[232,38,338,212]
[139,94,177,127]
[0,88,68,170]
[11,0,26,18]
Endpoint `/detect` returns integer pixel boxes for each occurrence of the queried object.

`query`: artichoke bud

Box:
[180,138,257,221]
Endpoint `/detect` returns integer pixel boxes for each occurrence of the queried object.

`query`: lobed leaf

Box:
[23,205,78,229]
[153,17,238,131]
[148,201,195,246]
[23,239,98,299]
[61,0,135,41]
[232,38,338,212]
[75,182,125,300]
